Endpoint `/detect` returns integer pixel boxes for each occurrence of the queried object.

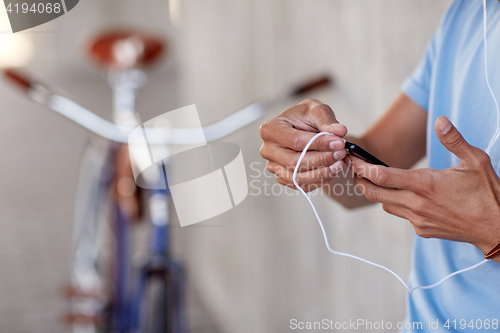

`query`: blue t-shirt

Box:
[401,0,500,331]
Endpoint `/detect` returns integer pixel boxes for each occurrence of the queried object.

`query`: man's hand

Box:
[259,99,348,192]
[347,116,500,261]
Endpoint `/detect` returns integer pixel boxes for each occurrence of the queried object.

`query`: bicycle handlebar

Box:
[50,94,265,143]
[4,69,331,144]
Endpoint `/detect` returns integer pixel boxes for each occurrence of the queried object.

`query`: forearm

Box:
[359,93,427,169]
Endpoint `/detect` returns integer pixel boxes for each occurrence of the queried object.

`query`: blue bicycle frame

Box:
[107,70,186,332]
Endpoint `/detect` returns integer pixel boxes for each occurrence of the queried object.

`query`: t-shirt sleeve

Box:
[401,32,439,112]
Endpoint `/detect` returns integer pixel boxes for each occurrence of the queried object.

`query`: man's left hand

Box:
[346,116,500,262]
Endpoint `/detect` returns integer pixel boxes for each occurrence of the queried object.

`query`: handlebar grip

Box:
[4,69,33,91]
[290,75,333,97]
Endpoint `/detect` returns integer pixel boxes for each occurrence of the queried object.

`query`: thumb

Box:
[298,99,348,137]
[435,116,476,161]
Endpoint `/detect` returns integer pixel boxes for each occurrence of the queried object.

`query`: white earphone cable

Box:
[293,132,489,293]
[291,0,497,293]
[483,0,500,155]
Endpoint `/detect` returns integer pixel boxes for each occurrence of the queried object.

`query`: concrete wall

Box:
[0,0,450,332]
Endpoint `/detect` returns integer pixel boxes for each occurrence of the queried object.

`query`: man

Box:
[259,0,500,330]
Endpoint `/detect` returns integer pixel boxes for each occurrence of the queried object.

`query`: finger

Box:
[266,161,279,175]
[260,118,346,152]
[269,160,343,188]
[435,116,479,161]
[276,176,323,193]
[275,160,344,185]
[382,203,417,221]
[261,142,346,170]
[346,155,421,191]
[353,176,413,206]
[297,99,348,137]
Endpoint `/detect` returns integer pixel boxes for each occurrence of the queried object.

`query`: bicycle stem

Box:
[107,69,146,128]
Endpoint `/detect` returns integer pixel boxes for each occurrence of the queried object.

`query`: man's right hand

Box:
[259,99,348,192]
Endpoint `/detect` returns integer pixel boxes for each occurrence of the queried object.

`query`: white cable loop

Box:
[292,132,489,293]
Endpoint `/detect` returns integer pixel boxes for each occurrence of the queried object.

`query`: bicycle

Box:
[4,28,331,333]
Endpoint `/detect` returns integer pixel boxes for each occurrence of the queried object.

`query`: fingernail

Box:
[334,150,346,160]
[329,140,344,150]
[329,123,347,134]
[344,156,351,167]
[330,160,343,172]
[439,117,453,134]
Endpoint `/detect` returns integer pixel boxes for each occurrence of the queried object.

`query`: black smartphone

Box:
[344,141,389,167]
